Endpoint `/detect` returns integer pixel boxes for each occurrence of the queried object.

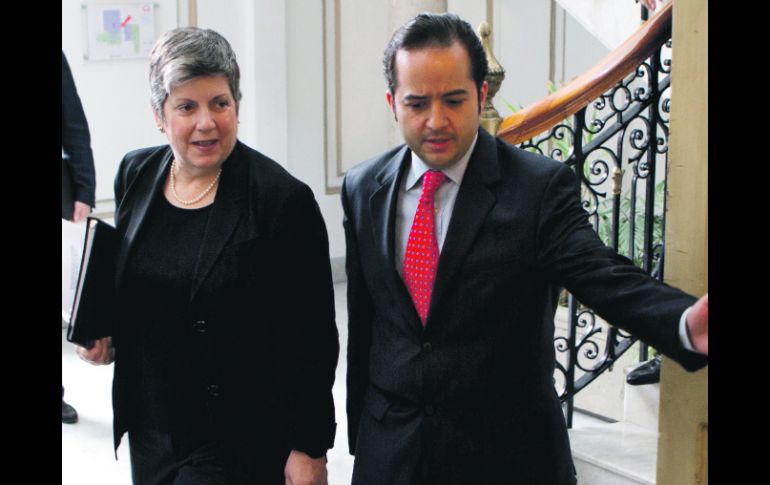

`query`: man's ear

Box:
[478,80,489,114]
[386,90,398,122]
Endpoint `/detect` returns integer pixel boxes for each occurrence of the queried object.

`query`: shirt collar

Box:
[405,132,479,191]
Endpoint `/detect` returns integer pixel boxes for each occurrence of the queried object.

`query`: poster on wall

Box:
[84,3,156,60]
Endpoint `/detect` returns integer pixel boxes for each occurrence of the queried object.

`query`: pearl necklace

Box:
[169,159,222,205]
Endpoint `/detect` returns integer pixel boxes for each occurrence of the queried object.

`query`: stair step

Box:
[555,0,643,50]
[569,421,657,485]
[623,362,660,431]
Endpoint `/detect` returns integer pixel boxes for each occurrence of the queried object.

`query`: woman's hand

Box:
[76,337,115,365]
[284,449,327,485]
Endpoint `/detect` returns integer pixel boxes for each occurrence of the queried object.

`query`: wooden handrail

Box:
[497,1,672,145]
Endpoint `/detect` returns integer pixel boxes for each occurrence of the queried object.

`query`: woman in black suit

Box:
[77,27,339,485]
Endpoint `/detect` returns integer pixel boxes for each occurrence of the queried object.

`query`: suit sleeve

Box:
[341,175,374,455]
[62,52,96,208]
[536,164,707,371]
[270,184,340,458]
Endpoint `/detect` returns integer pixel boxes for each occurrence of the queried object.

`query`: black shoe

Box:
[62,400,78,424]
[626,354,662,386]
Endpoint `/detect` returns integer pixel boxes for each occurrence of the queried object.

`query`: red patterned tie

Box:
[403,169,446,325]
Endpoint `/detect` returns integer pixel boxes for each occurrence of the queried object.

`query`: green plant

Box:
[499,96,522,114]
[595,179,665,267]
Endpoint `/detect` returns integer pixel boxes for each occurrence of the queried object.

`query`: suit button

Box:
[422,342,433,353]
[193,320,207,333]
[207,384,221,397]
[425,404,434,416]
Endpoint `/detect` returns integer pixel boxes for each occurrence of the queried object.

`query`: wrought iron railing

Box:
[493,2,672,427]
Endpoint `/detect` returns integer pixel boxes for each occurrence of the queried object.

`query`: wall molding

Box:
[322,0,343,195]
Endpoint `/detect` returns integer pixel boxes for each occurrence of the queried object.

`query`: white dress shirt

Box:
[395,134,478,277]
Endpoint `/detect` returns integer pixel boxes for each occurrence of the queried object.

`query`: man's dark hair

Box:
[383,12,488,97]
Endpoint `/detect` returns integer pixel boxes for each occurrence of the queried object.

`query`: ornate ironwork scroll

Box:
[521,40,673,428]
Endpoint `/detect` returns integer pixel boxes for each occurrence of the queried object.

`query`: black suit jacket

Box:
[342,129,707,485]
[61,51,95,218]
[111,141,339,483]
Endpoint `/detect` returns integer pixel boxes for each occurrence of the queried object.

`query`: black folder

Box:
[66,217,118,348]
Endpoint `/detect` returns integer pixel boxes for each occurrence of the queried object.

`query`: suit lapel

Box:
[115,149,172,287]
[369,146,423,330]
[188,144,246,302]
[369,146,406,270]
[427,130,501,327]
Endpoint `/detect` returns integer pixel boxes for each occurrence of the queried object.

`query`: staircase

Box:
[478,3,684,482]
[569,364,660,484]
[555,0,646,50]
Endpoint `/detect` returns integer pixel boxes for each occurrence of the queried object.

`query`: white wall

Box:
[339,1,392,171]
[287,0,347,260]
[493,0,552,112]
[490,0,611,116]
[559,5,611,85]
[62,0,179,205]
[62,0,630,261]
[445,1,610,115]
[62,0,347,258]
[556,0,648,50]
[448,0,487,36]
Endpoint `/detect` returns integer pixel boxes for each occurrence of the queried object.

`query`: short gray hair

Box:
[149,27,242,120]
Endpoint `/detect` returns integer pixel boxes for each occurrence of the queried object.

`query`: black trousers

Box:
[128,426,226,485]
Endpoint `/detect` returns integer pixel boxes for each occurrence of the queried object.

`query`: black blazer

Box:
[61,51,95,218]
[111,141,339,483]
[342,129,707,485]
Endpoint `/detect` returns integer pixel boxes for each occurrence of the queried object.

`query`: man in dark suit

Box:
[62,51,96,424]
[341,13,708,485]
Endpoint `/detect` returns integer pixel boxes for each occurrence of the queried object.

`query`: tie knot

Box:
[421,170,446,199]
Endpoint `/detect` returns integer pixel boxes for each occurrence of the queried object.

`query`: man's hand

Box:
[76,337,114,365]
[72,201,91,223]
[685,294,708,355]
[640,0,658,10]
[285,449,327,485]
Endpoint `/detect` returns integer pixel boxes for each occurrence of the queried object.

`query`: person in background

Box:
[62,50,96,424]
[640,0,661,11]
[77,27,339,485]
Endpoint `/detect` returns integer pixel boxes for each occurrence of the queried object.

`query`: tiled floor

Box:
[62,281,355,485]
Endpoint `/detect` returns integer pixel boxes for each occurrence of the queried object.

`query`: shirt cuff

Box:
[679,306,697,352]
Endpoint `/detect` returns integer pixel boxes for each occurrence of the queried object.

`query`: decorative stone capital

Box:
[478,21,505,136]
